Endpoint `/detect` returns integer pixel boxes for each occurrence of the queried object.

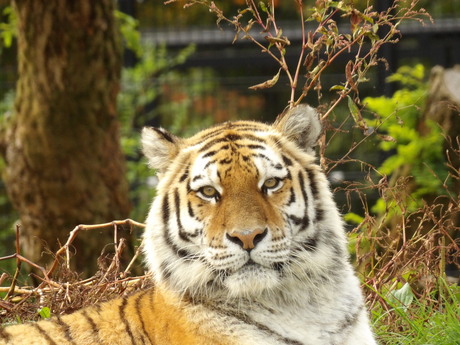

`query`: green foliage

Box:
[0,90,17,268]
[371,279,460,345]
[364,64,449,213]
[0,6,16,50]
[387,282,415,312]
[118,44,196,135]
[37,307,51,319]
[343,212,364,225]
[114,10,143,58]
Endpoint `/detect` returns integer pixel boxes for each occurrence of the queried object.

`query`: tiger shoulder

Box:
[1,105,377,345]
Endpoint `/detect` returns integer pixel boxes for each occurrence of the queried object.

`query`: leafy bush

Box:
[364,64,449,214]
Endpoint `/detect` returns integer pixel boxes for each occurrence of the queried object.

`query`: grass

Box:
[371,279,460,345]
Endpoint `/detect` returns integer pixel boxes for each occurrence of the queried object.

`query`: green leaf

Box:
[344,212,364,225]
[0,6,17,48]
[259,1,268,13]
[248,68,281,90]
[38,307,51,319]
[114,10,143,57]
[329,84,345,92]
[347,96,367,129]
[389,283,415,311]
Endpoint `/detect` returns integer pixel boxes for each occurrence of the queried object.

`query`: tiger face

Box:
[142,105,342,300]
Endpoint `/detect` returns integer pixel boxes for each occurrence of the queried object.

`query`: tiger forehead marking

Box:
[186,126,290,242]
[192,128,285,179]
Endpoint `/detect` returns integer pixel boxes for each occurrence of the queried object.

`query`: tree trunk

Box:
[422,65,460,283]
[1,0,131,275]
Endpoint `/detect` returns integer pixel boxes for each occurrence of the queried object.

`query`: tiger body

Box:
[1,105,377,345]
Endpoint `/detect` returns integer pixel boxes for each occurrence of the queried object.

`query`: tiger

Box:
[0,105,377,345]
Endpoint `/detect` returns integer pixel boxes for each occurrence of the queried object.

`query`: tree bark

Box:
[423,65,460,283]
[1,0,131,275]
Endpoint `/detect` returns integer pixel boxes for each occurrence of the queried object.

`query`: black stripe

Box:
[160,260,173,280]
[179,167,189,182]
[162,194,170,224]
[218,157,233,165]
[297,171,310,231]
[199,133,266,153]
[239,134,267,143]
[164,228,191,258]
[224,133,241,141]
[134,291,151,345]
[286,187,296,205]
[0,327,10,341]
[56,316,75,344]
[174,189,198,242]
[252,153,272,162]
[315,208,324,222]
[272,262,285,272]
[187,201,195,218]
[302,236,318,251]
[305,168,324,222]
[223,123,265,131]
[31,323,58,345]
[204,306,303,345]
[288,214,310,231]
[161,193,192,258]
[197,123,266,143]
[82,311,99,339]
[198,137,228,152]
[152,127,175,143]
[94,303,102,314]
[305,168,318,197]
[202,150,218,158]
[203,160,214,170]
[298,171,309,204]
[174,189,192,243]
[192,175,203,182]
[282,155,293,166]
[246,144,266,150]
[120,297,136,345]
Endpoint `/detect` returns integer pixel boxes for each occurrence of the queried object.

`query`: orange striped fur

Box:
[1,287,236,345]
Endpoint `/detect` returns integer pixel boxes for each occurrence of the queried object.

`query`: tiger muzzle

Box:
[226,228,268,251]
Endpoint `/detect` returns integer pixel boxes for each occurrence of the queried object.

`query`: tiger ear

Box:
[273,104,322,153]
[141,127,182,174]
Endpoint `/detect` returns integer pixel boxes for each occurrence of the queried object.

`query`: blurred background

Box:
[0,0,459,279]
[0,2,459,339]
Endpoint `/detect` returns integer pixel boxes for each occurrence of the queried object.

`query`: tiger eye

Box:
[201,186,218,198]
[263,178,279,189]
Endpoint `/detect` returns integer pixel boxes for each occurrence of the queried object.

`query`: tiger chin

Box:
[1,105,377,345]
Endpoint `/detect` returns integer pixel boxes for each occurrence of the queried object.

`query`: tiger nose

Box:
[226,228,268,251]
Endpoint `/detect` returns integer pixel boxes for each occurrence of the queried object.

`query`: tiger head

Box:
[142,105,347,301]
